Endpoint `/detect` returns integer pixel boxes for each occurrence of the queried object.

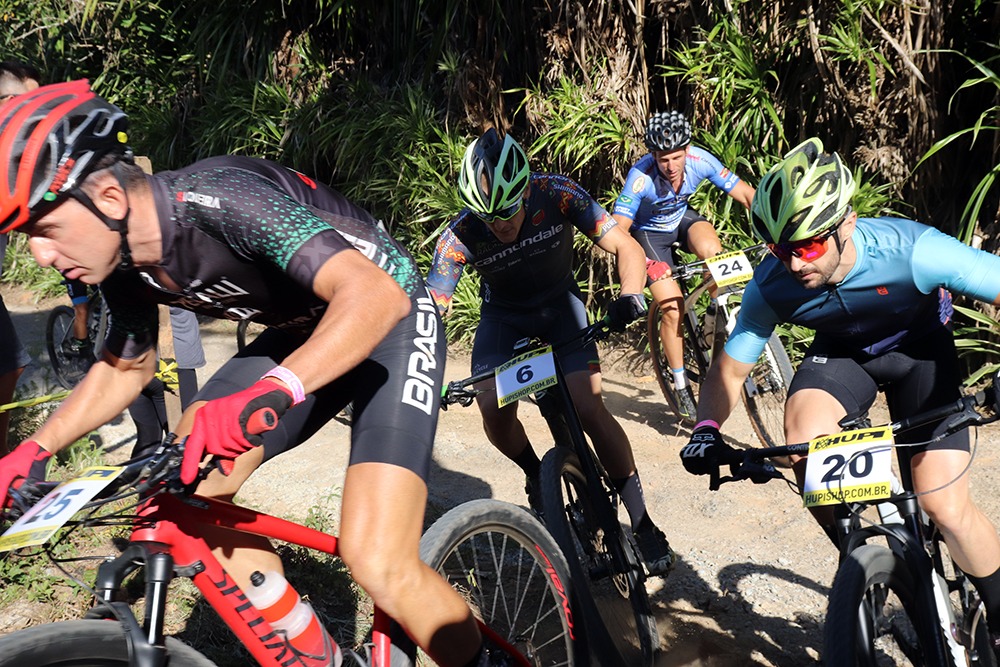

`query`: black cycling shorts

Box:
[472,287,599,378]
[788,326,967,454]
[194,292,445,480]
[630,208,709,273]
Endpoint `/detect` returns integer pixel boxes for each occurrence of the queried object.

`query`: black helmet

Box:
[644,111,692,152]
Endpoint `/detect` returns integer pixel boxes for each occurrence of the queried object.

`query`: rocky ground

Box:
[5,284,1000,666]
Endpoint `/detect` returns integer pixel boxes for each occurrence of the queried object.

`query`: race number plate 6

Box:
[706,250,753,288]
[495,346,557,408]
[0,466,123,552]
[802,427,894,507]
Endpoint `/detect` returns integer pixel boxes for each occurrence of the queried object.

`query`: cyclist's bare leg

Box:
[475,380,532,459]
[785,387,847,528]
[565,369,635,478]
[339,462,481,666]
[72,302,89,340]
[650,277,685,372]
[910,448,1000,577]
[686,220,723,299]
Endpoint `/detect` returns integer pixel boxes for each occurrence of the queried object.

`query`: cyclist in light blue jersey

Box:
[612,111,755,418]
[680,138,1000,645]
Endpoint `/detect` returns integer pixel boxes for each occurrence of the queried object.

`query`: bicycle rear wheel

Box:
[420,498,586,666]
[823,544,940,666]
[647,302,705,427]
[741,332,794,448]
[0,619,216,665]
[46,305,91,389]
[540,447,657,667]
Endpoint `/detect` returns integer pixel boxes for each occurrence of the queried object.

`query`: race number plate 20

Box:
[0,466,123,552]
[495,346,557,408]
[802,427,894,507]
[706,250,753,288]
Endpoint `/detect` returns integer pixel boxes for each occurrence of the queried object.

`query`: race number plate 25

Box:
[495,346,557,408]
[802,427,894,507]
[706,250,753,288]
[0,466,123,552]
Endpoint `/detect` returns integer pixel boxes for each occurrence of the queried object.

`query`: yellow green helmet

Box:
[751,138,856,243]
[458,128,529,217]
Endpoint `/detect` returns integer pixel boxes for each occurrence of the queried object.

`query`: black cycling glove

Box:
[680,425,735,476]
[607,293,647,332]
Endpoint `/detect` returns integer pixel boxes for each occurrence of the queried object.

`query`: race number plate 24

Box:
[495,346,557,408]
[706,250,753,288]
[802,427,894,507]
[0,466,123,552]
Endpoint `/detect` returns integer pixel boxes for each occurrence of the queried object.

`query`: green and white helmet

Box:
[751,138,856,243]
[457,128,530,216]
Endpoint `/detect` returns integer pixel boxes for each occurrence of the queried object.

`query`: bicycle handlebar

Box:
[708,374,1000,492]
[440,318,613,408]
[7,407,281,520]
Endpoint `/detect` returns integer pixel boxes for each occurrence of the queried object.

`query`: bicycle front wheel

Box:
[46,305,90,389]
[647,301,704,427]
[823,544,942,666]
[420,498,586,666]
[540,447,657,667]
[0,619,216,665]
[741,332,794,449]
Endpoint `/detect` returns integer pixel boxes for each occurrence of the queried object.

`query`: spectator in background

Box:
[0,60,41,455]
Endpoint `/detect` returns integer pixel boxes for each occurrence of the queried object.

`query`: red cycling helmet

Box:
[0,79,130,233]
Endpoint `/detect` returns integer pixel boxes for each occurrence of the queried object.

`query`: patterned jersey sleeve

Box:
[547,174,617,242]
[687,146,742,194]
[425,226,469,315]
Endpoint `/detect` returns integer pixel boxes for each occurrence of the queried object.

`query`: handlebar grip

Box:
[246,407,279,435]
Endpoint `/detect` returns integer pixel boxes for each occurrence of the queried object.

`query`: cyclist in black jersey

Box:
[427,127,677,576]
[0,81,487,667]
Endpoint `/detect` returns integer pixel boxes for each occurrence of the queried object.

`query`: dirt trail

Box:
[6,284,1000,666]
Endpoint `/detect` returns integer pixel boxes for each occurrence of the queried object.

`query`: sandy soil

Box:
[5,283,1000,666]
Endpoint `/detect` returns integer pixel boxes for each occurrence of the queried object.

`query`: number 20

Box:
[820,452,874,483]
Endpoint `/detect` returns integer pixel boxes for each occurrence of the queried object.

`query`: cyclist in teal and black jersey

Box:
[0,81,492,667]
[680,138,1000,650]
[612,111,755,418]
[426,127,676,576]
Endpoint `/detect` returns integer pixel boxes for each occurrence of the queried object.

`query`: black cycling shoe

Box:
[634,522,676,577]
[524,475,543,518]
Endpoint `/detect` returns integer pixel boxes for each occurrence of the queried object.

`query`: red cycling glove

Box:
[645,259,672,283]
[1,441,52,510]
[180,380,293,484]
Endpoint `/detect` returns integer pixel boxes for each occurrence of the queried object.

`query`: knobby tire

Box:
[539,447,657,667]
[0,619,217,666]
[46,305,88,389]
[419,498,585,666]
[823,544,937,666]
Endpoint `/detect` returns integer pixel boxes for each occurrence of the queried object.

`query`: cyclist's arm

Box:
[425,227,468,317]
[727,180,755,210]
[611,212,634,234]
[699,280,778,427]
[31,347,157,455]
[911,227,1000,305]
[270,249,411,394]
[593,223,647,295]
[696,349,757,426]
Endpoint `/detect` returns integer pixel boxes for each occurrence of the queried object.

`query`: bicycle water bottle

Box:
[245,570,342,667]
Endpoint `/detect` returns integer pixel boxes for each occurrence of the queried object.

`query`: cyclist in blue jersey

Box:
[612,111,755,419]
[427,127,676,575]
[0,81,491,667]
[679,138,1000,642]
